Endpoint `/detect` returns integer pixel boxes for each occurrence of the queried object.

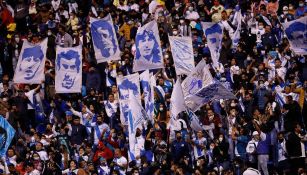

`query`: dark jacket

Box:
[286,132,303,158]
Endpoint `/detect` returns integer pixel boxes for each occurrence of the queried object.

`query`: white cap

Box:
[243,168,261,175]
[283,6,289,11]
[252,131,259,136]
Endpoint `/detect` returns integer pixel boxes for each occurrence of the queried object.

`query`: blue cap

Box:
[65,111,73,116]
[269,51,278,58]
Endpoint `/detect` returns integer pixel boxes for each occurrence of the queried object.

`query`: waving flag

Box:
[117,73,141,124]
[55,45,82,93]
[169,36,195,75]
[282,16,307,55]
[127,91,146,161]
[185,82,236,111]
[90,14,121,63]
[13,39,48,84]
[201,22,223,68]
[133,21,164,72]
[0,115,15,156]
[181,60,213,98]
[232,9,242,49]
[170,80,186,129]
[187,109,203,132]
[140,70,155,123]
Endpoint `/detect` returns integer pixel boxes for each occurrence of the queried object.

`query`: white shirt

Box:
[193,137,206,159]
[37,150,49,161]
[246,139,258,154]
[277,140,287,162]
[185,11,200,20]
[114,156,127,175]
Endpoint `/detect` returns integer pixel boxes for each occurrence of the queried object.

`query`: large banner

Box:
[181,60,213,98]
[185,82,236,111]
[140,70,155,123]
[117,73,141,124]
[282,16,307,55]
[127,91,146,161]
[133,21,164,72]
[90,14,121,63]
[13,39,48,84]
[169,36,195,75]
[0,115,15,156]
[55,45,82,93]
[201,22,223,68]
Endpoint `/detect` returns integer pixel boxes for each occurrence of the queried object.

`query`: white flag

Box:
[282,16,307,55]
[140,70,155,123]
[181,60,214,98]
[201,22,224,68]
[127,91,146,161]
[232,10,242,49]
[169,36,195,75]
[117,73,141,124]
[55,45,82,93]
[133,21,164,72]
[13,39,48,84]
[170,79,186,122]
[90,14,121,63]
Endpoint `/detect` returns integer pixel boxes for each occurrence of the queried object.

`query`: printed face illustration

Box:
[19,46,44,80]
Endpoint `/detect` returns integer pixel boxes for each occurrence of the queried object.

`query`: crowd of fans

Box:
[0,0,306,174]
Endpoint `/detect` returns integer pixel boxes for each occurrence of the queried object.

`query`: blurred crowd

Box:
[0,0,307,175]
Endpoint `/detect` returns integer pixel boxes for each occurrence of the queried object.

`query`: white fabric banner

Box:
[170,79,186,128]
[201,22,224,68]
[117,73,141,124]
[140,70,155,123]
[232,10,242,48]
[90,14,121,63]
[181,60,214,98]
[127,91,146,162]
[13,39,48,84]
[169,36,195,75]
[133,21,164,72]
[55,45,82,93]
[282,16,307,55]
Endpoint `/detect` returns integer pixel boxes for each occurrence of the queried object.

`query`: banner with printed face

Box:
[13,39,48,84]
[55,45,82,93]
[90,14,121,63]
[133,21,164,72]
[117,73,141,124]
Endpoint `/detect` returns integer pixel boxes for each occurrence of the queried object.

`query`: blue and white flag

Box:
[201,22,223,68]
[0,115,15,156]
[13,39,48,84]
[185,82,236,111]
[187,109,203,132]
[133,21,164,72]
[231,9,242,49]
[282,16,307,55]
[55,45,82,93]
[127,91,146,161]
[140,70,155,123]
[169,36,195,75]
[170,79,186,129]
[90,14,121,63]
[117,73,141,124]
[181,60,213,98]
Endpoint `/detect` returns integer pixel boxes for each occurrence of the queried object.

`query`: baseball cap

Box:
[243,168,261,175]
[65,111,73,116]
[252,131,259,136]
[283,6,288,11]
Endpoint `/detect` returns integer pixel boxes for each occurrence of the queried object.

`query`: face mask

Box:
[259,26,264,30]
[220,77,226,82]
[289,6,293,10]
[175,3,180,7]
[47,31,52,36]
[210,146,214,150]
[188,7,193,11]
[173,31,178,36]
[180,20,184,24]
[219,137,223,142]
[261,50,265,55]
[165,54,169,59]
[230,103,236,107]
[33,156,40,160]
[283,10,288,14]
[259,83,265,88]
[299,3,304,7]
[247,56,251,61]
[159,107,164,112]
